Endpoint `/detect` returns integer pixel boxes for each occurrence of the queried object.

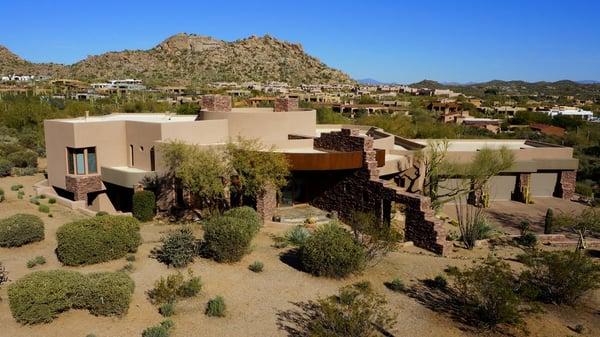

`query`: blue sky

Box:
[2,0,599,83]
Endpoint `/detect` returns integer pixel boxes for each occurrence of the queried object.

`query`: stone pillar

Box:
[256,184,277,222]
[554,170,576,199]
[201,95,231,112]
[512,173,531,203]
[274,97,299,112]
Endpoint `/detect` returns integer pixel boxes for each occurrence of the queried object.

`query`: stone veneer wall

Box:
[65,175,103,202]
[256,184,277,222]
[554,170,576,199]
[512,173,531,203]
[310,128,449,255]
[201,95,231,112]
[274,97,299,112]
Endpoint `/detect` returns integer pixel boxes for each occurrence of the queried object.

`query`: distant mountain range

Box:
[0,33,354,86]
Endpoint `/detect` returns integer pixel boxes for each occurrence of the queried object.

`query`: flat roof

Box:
[410,139,534,151]
[54,113,197,124]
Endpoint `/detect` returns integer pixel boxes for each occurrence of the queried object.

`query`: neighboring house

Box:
[529,123,566,137]
[42,95,579,255]
[459,117,502,134]
[542,106,594,120]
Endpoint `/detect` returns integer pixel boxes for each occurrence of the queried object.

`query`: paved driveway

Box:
[443,197,589,235]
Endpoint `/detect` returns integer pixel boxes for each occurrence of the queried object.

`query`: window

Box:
[67,147,97,175]
[130,145,135,166]
[150,147,156,171]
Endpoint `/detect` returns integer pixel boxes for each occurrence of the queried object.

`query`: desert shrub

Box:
[455,204,494,249]
[132,190,156,222]
[152,227,197,268]
[48,198,56,204]
[120,262,134,273]
[38,204,50,213]
[142,319,174,337]
[30,196,40,205]
[96,211,109,216]
[202,215,256,262]
[17,191,24,199]
[147,271,202,305]
[205,296,226,317]
[573,324,585,334]
[159,302,175,317]
[285,225,311,246]
[575,181,594,198]
[448,258,522,327]
[39,194,46,199]
[0,188,4,202]
[518,250,600,305]
[223,206,261,234]
[248,261,264,273]
[126,254,136,262]
[7,150,37,168]
[384,278,406,292]
[13,167,37,176]
[7,270,134,324]
[518,220,531,236]
[0,159,12,176]
[11,184,23,191]
[517,232,538,248]
[56,215,141,266]
[0,213,45,247]
[348,211,402,263]
[299,222,366,278]
[425,274,448,289]
[290,281,396,337]
[26,256,46,268]
[0,262,8,288]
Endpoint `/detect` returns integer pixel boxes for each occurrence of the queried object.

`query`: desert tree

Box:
[556,207,600,250]
[226,137,289,206]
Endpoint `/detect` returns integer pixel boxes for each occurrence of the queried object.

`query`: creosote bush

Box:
[38,204,50,213]
[205,296,226,317]
[152,227,197,268]
[299,221,366,278]
[518,250,600,305]
[248,261,264,273]
[159,302,175,317]
[142,319,174,337]
[202,208,260,262]
[290,281,396,337]
[56,215,141,266]
[8,270,134,324]
[0,213,45,247]
[132,190,156,222]
[26,255,46,268]
[148,271,202,305]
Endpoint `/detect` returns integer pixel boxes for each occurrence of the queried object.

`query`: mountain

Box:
[358,78,385,85]
[578,80,600,84]
[0,33,354,85]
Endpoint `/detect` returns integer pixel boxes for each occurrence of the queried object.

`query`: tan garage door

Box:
[530,173,558,197]
[488,175,516,200]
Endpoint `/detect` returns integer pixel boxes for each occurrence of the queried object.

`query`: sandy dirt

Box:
[0,175,598,337]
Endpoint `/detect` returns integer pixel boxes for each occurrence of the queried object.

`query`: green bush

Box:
[384,278,406,292]
[0,213,45,247]
[285,225,311,246]
[126,254,136,262]
[426,274,448,289]
[248,261,264,273]
[0,188,4,202]
[13,167,37,176]
[205,296,226,317]
[299,222,366,278]
[39,194,46,199]
[223,206,261,234]
[152,227,197,268]
[142,319,174,337]
[11,184,23,191]
[56,215,141,266]
[96,211,108,216]
[38,204,50,213]
[448,258,522,327]
[26,256,46,268]
[132,190,156,222]
[48,198,56,204]
[7,150,37,168]
[575,181,594,198]
[7,270,134,324]
[30,196,40,205]
[147,271,202,305]
[202,215,256,263]
[519,250,600,305]
[158,302,175,317]
[0,158,13,176]
[518,232,538,248]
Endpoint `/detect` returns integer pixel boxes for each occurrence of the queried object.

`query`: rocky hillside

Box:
[0,33,354,85]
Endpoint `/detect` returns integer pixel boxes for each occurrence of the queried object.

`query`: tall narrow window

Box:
[75,149,85,175]
[67,149,75,174]
[150,147,156,171]
[87,147,97,173]
[130,145,135,167]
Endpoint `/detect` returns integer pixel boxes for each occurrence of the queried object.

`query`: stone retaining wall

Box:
[65,175,103,202]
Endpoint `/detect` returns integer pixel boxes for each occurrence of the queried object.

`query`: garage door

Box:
[438,178,468,200]
[530,173,558,197]
[488,175,516,200]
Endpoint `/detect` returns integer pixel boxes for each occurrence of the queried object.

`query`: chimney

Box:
[201,95,232,112]
[274,97,299,112]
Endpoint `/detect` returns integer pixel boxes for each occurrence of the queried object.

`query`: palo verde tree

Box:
[408,140,514,209]
[226,137,289,206]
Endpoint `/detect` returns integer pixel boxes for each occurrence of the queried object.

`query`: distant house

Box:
[542,106,594,120]
[460,118,502,134]
[529,123,565,137]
